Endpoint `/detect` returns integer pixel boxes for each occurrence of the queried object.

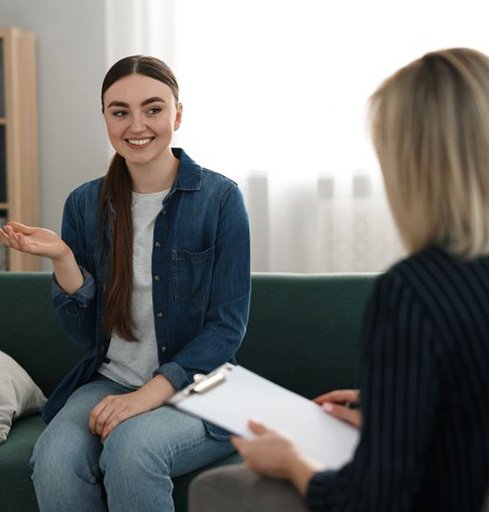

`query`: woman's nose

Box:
[130,113,146,133]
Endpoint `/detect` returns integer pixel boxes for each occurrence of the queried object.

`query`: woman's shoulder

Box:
[387,246,488,279]
[378,247,489,308]
[201,167,238,188]
[201,169,241,206]
[63,177,105,218]
[176,148,238,192]
[67,176,104,200]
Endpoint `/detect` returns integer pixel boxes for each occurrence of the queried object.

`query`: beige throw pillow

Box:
[0,350,47,443]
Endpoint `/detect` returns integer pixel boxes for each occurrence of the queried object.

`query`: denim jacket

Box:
[43,148,251,439]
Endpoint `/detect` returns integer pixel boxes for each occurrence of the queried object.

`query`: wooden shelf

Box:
[0,28,39,270]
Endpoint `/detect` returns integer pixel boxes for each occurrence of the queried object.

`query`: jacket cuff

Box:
[306,470,337,511]
[51,267,95,309]
[154,361,192,391]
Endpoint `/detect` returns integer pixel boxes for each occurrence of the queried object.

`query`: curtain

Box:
[105,0,489,273]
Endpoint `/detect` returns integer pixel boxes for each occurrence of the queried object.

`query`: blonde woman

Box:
[189,48,489,512]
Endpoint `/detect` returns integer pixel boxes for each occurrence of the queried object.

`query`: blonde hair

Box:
[370,48,489,258]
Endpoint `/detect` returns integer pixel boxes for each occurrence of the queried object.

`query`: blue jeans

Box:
[31,376,235,512]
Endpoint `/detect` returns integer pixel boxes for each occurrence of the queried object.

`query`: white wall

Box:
[1,0,110,268]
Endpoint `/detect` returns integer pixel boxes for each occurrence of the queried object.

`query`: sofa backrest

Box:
[0,272,376,398]
[0,272,82,395]
[237,273,375,398]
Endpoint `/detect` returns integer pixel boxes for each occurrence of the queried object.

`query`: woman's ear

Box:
[174,102,183,130]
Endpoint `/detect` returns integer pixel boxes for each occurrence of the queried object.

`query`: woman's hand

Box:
[89,391,153,442]
[89,374,175,441]
[314,389,362,429]
[232,420,323,495]
[0,222,69,261]
[1,221,84,293]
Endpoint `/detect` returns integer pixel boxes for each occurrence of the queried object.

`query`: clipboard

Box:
[168,363,359,469]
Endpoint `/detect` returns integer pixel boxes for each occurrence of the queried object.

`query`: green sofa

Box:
[0,271,375,512]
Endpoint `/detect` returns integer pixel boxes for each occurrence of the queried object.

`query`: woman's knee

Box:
[99,408,200,476]
[31,420,102,486]
[100,422,169,478]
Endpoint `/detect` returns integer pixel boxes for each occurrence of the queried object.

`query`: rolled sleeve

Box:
[51,267,95,310]
[153,361,192,391]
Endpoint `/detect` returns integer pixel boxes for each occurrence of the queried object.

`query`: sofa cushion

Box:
[0,351,46,443]
[0,415,44,511]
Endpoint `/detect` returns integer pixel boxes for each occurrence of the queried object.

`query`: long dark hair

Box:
[100,55,179,340]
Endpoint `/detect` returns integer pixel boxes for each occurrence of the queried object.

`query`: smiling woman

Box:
[103,75,182,185]
[0,55,251,512]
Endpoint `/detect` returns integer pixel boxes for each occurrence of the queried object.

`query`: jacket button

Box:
[155,241,161,248]
[156,311,164,319]
[161,346,167,353]
[154,275,161,282]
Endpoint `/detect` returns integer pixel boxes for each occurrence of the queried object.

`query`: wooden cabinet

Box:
[0,27,39,270]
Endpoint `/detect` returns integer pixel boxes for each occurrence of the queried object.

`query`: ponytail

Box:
[99,154,136,341]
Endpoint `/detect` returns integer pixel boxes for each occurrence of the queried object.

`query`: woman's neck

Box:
[128,151,179,193]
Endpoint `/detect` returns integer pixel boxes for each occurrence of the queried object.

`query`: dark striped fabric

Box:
[307,248,489,512]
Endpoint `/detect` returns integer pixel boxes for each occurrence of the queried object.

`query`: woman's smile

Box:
[125,137,155,148]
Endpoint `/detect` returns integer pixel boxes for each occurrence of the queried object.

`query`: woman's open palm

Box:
[0,221,68,260]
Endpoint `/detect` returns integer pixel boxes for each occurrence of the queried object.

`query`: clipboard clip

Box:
[191,371,227,394]
[169,363,234,405]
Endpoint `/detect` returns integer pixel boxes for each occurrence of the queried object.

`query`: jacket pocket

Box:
[171,246,216,305]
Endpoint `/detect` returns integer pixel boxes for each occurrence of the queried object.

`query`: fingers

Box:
[313,389,360,405]
[6,221,36,234]
[231,420,270,452]
[231,435,245,451]
[6,220,38,235]
[89,399,108,435]
[90,404,119,440]
[322,402,362,429]
[0,227,12,247]
[0,224,30,252]
[2,224,23,250]
[314,390,362,429]
[89,394,145,441]
[89,397,120,437]
[248,419,268,435]
[101,416,119,441]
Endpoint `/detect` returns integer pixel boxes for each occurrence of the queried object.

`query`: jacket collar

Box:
[172,148,203,191]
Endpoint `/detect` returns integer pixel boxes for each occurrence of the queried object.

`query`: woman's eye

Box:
[147,107,162,115]
[113,110,127,118]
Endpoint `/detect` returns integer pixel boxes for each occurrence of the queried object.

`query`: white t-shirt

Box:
[98,189,169,388]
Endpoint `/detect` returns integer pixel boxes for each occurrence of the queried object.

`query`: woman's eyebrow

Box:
[141,96,166,106]
[106,97,166,109]
[106,100,129,109]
